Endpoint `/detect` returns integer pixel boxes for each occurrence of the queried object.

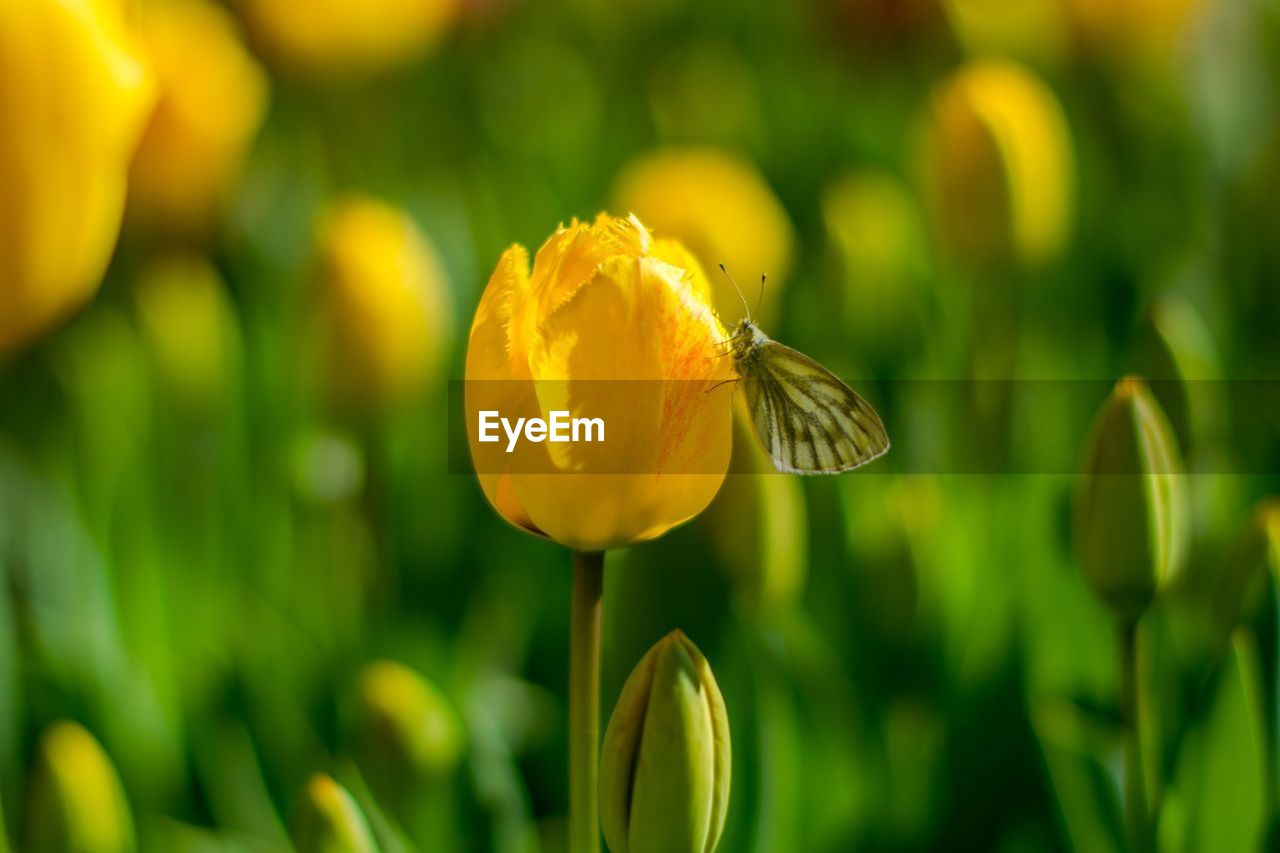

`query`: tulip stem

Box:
[1119,618,1149,853]
[570,550,605,853]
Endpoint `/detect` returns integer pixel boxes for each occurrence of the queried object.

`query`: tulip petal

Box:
[695,634,732,853]
[651,238,717,311]
[520,215,651,364]
[466,244,545,536]
[600,641,663,853]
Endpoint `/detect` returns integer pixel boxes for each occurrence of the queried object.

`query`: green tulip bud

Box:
[291,774,378,853]
[24,721,135,853]
[353,660,462,781]
[600,630,731,853]
[1212,499,1280,634]
[1074,377,1188,621]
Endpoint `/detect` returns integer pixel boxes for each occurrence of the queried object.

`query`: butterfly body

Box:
[727,319,890,474]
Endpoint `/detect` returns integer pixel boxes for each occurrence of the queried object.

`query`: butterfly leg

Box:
[705,377,742,394]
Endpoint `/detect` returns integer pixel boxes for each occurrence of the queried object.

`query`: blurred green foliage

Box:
[2,0,1280,850]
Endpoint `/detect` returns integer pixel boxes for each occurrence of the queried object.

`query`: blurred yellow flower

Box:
[0,0,154,352]
[133,253,242,410]
[313,197,453,409]
[612,148,794,326]
[353,660,463,782]
[466,214,735,551]
[921,59,1074,268]
[128,0,268,235]
[236,0,456,76]
[821,169,924,350]
[25,721,135,853]
[292,774,377,853]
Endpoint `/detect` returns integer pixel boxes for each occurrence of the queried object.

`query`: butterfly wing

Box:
[741,340,890,474]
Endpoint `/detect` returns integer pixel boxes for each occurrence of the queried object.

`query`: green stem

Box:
[1120,618,1149,853]
[569,551,605,853]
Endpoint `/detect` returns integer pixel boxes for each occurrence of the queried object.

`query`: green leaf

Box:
[1031,698,1125,853]
[1160,633,1267,852]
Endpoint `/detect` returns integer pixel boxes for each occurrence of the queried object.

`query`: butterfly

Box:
[719,266,890,474]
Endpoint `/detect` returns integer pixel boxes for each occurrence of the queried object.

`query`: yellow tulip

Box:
[24,721,135,853]
[612,148,794,326]
[128,0,268,234]
[920,60,1074,268]
[235,0,456,76]
[465,214,735,551]
[0,0,154,352]
[313,197,453,408]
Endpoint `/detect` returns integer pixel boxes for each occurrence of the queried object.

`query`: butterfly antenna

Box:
[719,263,752,320]
[755,273,767,319]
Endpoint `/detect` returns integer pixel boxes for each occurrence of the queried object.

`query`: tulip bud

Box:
[1074,377,1188,621]
[1212,499,1280,635]
[821,170,923,353]
[600,630,731,853]
[236,0,457,77]
[611,148,794,326]
[313,197,453,409]
[291,774,378,853]
[133,254,241,411]
[128,0,269,235]
[353,660,463,782]
[920,60,1073,269]
[24,722,135,853]
[0,0,154,352]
